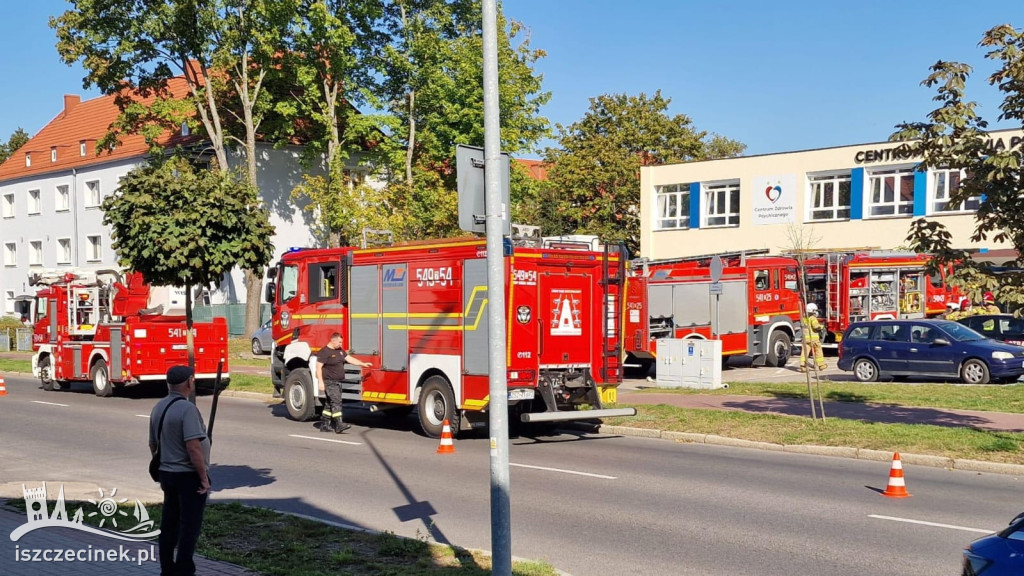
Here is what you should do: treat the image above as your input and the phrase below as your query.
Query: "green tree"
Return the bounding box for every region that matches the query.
[893,24,1024,309]
[380,0,550,237]
[543,91,745,255]
[52,0,293,337]
[102,156,275,388]
[0,128,30,166]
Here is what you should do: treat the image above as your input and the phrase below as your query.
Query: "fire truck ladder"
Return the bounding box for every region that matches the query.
[600,244,626,386]
[825,253,844,324]
[630,248,770,270]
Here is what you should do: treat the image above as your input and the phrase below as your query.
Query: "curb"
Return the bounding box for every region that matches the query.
[599,425,1024,476]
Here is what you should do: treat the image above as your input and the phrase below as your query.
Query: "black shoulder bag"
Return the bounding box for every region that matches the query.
[150,397,186,482]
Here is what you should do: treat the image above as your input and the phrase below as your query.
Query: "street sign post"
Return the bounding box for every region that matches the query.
[710,256,723,339]
[456,144,511,236]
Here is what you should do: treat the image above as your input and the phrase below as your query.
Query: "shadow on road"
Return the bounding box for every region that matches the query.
[208,464,276,490]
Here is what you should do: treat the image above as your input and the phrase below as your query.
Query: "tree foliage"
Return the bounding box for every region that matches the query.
[542,91,745,255]
[102,156,275,289]
[894,24,1024,309]
[0,128,30,166]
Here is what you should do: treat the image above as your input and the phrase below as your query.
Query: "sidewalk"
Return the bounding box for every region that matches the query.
[616,389,1024,433]
[0,504,250,575]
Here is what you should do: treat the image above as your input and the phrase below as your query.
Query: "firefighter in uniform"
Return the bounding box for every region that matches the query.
[316,332,371,434]
[799,303,827,373]
[947,298,972,320]
[981,292,1001,314]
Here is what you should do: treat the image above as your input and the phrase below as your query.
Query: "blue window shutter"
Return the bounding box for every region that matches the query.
[689,183,701,229]
[850,168,864,220]
[913,166,927,216]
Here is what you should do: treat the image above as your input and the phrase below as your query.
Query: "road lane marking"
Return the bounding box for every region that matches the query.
[510,462,616,480]
[136,415,150,418]
[31,401,69,407]
[289,434,362,446]
[869,514,993,534]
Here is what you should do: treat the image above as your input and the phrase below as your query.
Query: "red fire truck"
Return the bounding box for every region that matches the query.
[29,269,230,396]
[266,236,636,438]
[798,249,958,346]
[623,249,803,374]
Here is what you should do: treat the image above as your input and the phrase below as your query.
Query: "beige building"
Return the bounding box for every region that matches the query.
[639,129,1024,260]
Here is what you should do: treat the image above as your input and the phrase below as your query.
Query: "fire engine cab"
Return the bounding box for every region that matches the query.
[29,269,230,396]
[799,249,957,346]
[623,249,803,374]
[266,236,636,438]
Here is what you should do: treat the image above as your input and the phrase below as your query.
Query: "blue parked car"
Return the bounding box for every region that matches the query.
[962,512,1024,575]
[837,319,1024,384]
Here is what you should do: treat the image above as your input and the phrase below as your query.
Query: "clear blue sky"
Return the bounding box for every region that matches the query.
[2,1,1021,156]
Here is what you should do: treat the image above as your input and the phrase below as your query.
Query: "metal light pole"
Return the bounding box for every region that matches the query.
[481,1,512,574]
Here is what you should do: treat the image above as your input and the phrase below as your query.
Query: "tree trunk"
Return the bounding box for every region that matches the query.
[244,270,263,346]
[406,90,415,184]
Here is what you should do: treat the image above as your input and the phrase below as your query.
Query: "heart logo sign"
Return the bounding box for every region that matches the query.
[765,185,782,204]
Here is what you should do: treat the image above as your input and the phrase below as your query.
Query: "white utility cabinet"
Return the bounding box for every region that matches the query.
[655,338,725,389]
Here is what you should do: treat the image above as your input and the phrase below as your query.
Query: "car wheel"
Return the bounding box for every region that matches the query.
[417,375,458,439]
[960,359,990,384]
[766,331,792,367]
[251,338,263,355]
[853,358,879,382]
[91,359,113,397]
[284,368,315,421]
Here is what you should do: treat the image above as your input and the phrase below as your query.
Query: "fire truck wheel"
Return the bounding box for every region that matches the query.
[39,356,55,391]
[91,359,113,397]
[418,375,458,439]
[960,359,990,385]
[284,368,316,422]
[766,331,792,367]
[853,358,879,383]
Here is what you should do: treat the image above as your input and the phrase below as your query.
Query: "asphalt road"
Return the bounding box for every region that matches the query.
[1,373,1021,576]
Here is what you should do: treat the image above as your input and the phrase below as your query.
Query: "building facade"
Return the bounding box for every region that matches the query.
[0,89,363,318]
[639,129,1024,260]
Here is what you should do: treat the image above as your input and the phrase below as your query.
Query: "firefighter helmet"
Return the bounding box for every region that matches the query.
[806,302,819,315]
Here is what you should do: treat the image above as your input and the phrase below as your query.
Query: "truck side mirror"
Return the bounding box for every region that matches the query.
[265,282,276,304]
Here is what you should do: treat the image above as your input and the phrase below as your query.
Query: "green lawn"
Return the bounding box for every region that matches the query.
[2,500,558,576]
[629,380,1024,413]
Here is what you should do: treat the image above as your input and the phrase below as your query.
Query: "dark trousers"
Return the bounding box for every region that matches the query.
[159,471,208,576]
[322,380,345,422]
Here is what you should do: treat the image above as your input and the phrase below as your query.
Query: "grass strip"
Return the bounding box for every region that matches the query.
[3,499,558,576]
[606,404,1024,464]
[629,381,1024,413]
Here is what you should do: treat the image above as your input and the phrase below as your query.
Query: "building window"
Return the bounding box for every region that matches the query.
[1,193,12,218]
[703,181,740,227]
[56,185,70,212]
[25,153,31,167]
[932,168,980,213]
[655,183,691,229]
[867,167,915,217]
[85,180,101,207]
[28,189,41,215]
[3,243,15,267]
[29,241,43,266]
[86,235,102,262]
[807,173,851,221]
[57,238,72,265]
[80,141,87,156]
[4,291,13,314]
[51,147,57,163]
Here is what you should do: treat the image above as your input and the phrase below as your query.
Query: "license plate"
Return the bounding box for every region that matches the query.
[508,389,535,401]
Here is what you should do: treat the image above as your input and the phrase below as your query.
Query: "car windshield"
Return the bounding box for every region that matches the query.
[935,320,986,342]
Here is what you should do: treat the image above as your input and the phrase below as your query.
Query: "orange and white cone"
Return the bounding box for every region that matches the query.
[0,375,6,396]
[881,452,910,498]
[436,419,455,454]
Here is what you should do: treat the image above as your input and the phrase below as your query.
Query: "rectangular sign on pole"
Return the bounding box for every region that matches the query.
[456,144,511,236]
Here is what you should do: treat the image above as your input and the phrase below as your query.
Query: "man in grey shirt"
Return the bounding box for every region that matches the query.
[149,365,211,576]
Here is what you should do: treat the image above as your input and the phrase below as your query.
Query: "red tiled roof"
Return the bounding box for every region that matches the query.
[515,158,549,181]
[0,77,195,182]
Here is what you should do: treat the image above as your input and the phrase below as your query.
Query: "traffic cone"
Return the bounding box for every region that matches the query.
[881,452,911,498]
[0,376,6,396]
[436,419,455,454]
